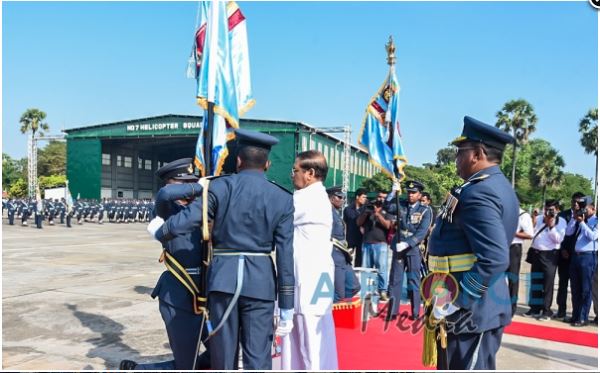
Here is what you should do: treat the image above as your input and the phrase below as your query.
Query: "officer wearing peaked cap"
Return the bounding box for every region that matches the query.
[120,158,210,370]
[327,186,361,302]
[424,116,518,370]
[386,179,432,321]
[147,129,295,370]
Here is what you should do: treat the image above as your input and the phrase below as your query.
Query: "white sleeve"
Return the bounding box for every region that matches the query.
[521,213,534,236]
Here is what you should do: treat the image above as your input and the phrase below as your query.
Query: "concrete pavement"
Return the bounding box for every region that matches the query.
[2,219,598,370]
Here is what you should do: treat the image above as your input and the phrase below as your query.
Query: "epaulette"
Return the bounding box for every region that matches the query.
[464,173,490,186]
[269,180,293,194]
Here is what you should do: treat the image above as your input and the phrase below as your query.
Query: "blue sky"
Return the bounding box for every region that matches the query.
[3,1,598,180]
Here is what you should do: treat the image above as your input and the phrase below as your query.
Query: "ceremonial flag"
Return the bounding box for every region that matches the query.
[65,181,74,212]
[358,67,407,181]
[191,1,255,176]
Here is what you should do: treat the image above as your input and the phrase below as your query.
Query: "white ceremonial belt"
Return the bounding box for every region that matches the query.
[213,249,270,256]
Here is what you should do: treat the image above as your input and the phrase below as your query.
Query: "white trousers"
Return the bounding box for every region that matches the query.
[281,312,338,370]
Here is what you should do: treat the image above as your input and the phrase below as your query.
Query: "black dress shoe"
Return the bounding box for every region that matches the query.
[571,320,589,327]
[119,359,138,370]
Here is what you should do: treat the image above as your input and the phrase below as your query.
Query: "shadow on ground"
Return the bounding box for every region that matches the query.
[501,341,598,369]
[66,303,171,369]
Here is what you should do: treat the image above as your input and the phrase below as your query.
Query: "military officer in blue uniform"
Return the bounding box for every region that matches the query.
[21,199,31,226]
[328,186,361,302]
[58,198,66,224]
[7,199,16,225]
[387,180,432,320]
[120,158,210,370]
[147,129,295,370]
[425,116,518,370]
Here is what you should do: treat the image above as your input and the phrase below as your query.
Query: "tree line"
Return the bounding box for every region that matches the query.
[3,109,66,198]
[361,99,597,210]
[4,101,597,208]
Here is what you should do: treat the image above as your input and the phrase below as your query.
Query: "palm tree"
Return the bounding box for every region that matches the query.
[19,109,49,196]
[530,147,565,206]
[19,108,49,138]
[578,108,598,200]
[495,99,538,187]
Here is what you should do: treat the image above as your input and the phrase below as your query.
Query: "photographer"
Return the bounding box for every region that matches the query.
[566,198,597,327]
[523,199,567,321]
[556,192,585,320]
[356,190,393,302]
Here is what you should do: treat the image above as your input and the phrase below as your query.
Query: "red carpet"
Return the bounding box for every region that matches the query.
[334,303,598,369]
[505,321,598,348]
[335,305,434,370]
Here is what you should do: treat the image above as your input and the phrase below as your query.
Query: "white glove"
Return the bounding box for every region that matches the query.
[396,242,410,252]
[392,180,401,193]
[275,319,294,337]
[147,216,164,238]
[433,300,460,320]
[276,308,294,336]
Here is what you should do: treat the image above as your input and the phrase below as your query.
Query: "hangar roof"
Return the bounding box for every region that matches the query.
[64,114,367,153]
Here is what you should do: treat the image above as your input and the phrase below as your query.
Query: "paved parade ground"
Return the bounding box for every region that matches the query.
[2,219,598,370]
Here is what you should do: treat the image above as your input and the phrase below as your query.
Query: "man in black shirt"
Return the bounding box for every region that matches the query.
[357,190,393,302]
[556,192,585,320]
[343,188,368,267]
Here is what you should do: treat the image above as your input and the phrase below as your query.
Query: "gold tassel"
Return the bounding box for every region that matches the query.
[422,299,438,367]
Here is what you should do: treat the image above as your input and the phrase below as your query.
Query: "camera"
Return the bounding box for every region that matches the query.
[575,197,588,218]
[364,199,383,213]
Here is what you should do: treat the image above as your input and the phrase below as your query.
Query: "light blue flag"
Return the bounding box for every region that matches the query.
[193,112,231,174]
[65,187,73,212]
[358,67,408,181]
[192,1,254,176]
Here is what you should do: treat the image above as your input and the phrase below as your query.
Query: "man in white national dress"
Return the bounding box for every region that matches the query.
[279,150,338,370]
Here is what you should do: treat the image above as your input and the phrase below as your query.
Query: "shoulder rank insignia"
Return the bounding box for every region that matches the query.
[440,173,489,223]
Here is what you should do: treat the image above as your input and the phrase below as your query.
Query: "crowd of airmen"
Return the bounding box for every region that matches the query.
[2,198,155,227]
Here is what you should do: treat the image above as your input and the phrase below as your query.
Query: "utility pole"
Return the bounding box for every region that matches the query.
[311,126,352,199]
[27,134,66,198]
[27,134,37,198]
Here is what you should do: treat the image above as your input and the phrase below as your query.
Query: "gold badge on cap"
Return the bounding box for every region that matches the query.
[187,164,194,174]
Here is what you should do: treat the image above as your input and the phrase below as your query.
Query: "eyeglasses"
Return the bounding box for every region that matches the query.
[291,168,306,176]
[454,146,476,155]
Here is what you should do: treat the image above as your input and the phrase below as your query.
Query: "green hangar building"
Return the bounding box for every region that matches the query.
[64,114,376,199]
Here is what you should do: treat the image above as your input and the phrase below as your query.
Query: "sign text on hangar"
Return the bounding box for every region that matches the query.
[126,121,202,132]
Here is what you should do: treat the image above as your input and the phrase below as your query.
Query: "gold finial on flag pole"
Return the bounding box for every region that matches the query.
[386,35,396,66]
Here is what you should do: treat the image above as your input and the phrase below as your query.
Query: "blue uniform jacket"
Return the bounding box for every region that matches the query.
[388,200,433,256]
[331,207,345,241]
[151,183,204,312]
[428,165,518,333]
[156,170,296,310]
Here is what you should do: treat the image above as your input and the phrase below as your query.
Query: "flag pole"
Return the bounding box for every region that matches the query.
[385,36,402,231]
[204,102,215,176]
